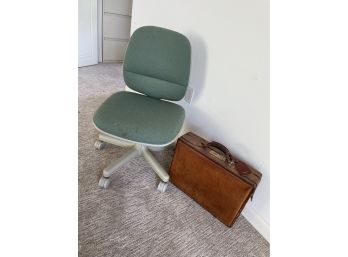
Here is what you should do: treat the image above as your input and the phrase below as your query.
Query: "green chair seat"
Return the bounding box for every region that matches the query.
[93,91,185,145]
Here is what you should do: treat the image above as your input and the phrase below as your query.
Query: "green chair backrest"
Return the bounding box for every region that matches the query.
[123,26,191,101]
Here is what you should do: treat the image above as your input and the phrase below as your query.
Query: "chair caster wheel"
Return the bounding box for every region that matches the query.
[98,177,111,188]
[157,181,168,192]
[95,140,106,150]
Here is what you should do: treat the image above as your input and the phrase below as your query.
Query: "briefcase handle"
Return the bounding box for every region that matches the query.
[203,141,251,176]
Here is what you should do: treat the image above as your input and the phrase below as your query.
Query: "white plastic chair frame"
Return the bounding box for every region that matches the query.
[94,126,177,192]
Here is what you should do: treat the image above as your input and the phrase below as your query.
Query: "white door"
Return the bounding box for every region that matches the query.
[78,0,98,67]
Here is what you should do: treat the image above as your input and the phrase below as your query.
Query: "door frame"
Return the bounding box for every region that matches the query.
[98,0,103,62]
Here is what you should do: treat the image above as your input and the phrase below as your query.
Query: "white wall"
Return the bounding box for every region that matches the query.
[130,0,269,241]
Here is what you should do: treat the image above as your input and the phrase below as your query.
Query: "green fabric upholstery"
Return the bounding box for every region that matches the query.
[124,26,191,101]
[94,26,191,145]
[93,91,185,145]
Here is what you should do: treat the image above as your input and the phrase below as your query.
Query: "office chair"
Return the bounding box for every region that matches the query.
[93,26,191,192]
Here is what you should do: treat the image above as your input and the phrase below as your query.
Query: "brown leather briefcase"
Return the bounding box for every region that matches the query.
[169,132,262,227]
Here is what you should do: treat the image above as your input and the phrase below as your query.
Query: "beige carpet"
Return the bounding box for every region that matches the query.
[78,63,270,257]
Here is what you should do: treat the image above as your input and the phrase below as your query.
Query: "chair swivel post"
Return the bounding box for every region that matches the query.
[102,145,141,178]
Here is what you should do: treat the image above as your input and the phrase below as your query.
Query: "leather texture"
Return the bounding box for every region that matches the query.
[93,91,185,145]
[124,26,191,101]
[169,132,262,227]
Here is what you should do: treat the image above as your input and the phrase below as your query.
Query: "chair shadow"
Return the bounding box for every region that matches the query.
[185,31,207,102]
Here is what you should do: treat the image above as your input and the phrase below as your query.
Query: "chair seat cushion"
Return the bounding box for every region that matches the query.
[93,91,185,145]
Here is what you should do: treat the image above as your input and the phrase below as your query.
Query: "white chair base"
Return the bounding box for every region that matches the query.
[95,134,170,192]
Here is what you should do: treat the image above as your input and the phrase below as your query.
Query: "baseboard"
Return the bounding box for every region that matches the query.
[242,206,270,242]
